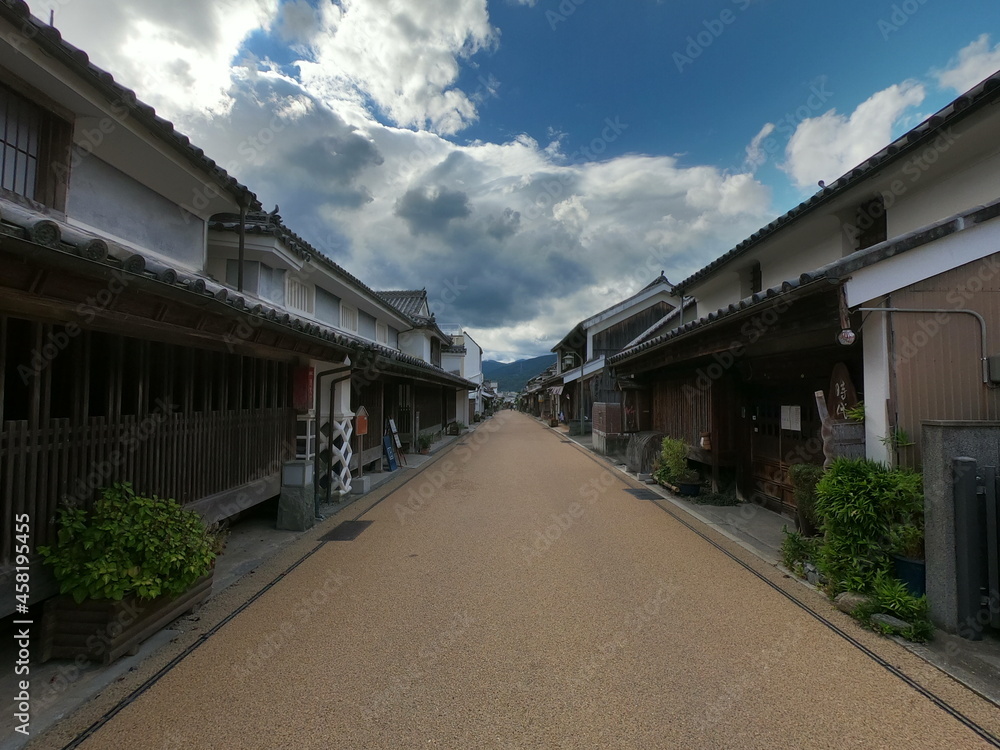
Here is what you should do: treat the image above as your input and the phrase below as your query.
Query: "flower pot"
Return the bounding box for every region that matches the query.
[892,554,926,597]
[40,570,214,665]
[676,481,701,497]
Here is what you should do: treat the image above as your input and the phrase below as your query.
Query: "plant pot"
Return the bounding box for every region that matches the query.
[892,554,926,597]
[676,481,701,497]
[40,570,214,665]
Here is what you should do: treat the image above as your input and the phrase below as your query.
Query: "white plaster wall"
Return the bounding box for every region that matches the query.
[68,155,205,270]
[398,330,431,362]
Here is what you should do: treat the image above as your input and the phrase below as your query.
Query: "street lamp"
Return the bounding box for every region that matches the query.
[562,351,585,438]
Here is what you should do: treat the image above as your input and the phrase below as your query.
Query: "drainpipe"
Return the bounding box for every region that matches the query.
[856,307,990,384]
[314,358,352,517]
[237,192,251,293]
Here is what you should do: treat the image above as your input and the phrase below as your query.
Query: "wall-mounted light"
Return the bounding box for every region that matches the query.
[837,328,857,346]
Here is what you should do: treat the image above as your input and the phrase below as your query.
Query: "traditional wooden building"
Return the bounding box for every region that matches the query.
[610,69,1000,514]
[551,274,675,445]
[0,1,475,615]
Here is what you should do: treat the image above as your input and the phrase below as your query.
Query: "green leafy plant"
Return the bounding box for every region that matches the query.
[416,433,433,451]
[781,526,821,575]
[657,437,693,484]
[879,427,915,450]
[888,522,924,560]
[38,482,216,603]
[813,458,923,596]
[788,463,824,536]
[854,572,933,642]
[844,401,865,422]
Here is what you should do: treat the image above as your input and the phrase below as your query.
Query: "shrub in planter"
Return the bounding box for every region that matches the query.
[416,433,433,453]
[813,458,922,596]
[38,483,219,665]
[39,482,216,603]
[656,437,689,485]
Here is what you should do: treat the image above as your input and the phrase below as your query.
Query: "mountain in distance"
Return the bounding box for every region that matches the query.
[482,355,555,393]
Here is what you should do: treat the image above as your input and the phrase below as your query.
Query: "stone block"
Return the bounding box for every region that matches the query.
[276,484,315,531]
[834,592,870,615]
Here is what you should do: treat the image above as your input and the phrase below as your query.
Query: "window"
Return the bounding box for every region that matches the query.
[0,82,69,209]
[287,276,313,313]
[376,322,388,345]
[341,304,358,333]
[855,197,887,251]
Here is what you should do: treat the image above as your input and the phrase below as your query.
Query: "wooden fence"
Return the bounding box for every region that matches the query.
[1,407,296,565]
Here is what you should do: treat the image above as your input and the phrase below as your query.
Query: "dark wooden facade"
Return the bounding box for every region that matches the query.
[615,287,862,512]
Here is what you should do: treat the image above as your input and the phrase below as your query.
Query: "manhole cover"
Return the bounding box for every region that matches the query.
[320,520,373,541]
[624,488,661,501]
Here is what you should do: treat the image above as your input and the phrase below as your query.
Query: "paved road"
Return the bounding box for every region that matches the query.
[58,412,1000,748]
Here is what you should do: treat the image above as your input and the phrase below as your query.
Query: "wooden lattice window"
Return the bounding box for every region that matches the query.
[0,82,70,209]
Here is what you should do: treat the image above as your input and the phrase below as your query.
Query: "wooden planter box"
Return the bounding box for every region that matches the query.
[40,571,214,665]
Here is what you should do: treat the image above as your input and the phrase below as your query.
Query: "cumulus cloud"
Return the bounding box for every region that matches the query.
[29,0,774,357]
[935,34,1000,94]
[35,0,278,119]
[780,81,925,190]
[295,0,498,134]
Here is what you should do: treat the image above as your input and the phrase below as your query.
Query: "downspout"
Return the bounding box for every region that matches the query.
[237,192,250,293]
[856,307,991,384]
[314,359,352,518]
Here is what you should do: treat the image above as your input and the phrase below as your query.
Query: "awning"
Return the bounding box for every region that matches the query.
[549,386,564,395]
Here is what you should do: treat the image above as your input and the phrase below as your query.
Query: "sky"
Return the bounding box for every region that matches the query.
[27,0,1000,361]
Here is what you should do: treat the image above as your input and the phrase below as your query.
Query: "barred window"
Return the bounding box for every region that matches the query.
[376,322,388,344]
[341,304,358,332]
[287,276,313,313]
[0,82,69,208]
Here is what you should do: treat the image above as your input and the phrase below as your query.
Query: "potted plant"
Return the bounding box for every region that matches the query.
[888,522,925,597]
[416,433,433,454]
[654,437,701,496]
[38,482,217,665]
[675,469,702,497]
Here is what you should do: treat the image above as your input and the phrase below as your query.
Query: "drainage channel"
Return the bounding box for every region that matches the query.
[551,432,1000,747]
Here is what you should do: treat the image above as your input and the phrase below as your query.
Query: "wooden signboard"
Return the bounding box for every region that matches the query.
[827,363,858,422]
[387,418,402,449]
[382,435,398,471]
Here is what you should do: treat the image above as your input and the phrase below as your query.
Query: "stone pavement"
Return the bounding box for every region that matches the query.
[31,411,1000,748]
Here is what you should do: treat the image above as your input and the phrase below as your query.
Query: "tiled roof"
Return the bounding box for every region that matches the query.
[377,290,429,319]
[609,198,1000,367]
[674,70,1000,293]
[0,198,478,391]
[0,0,257,210]
[208,209,410,325]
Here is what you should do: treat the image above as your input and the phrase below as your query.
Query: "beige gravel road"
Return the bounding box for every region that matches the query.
[51,412,1000,748]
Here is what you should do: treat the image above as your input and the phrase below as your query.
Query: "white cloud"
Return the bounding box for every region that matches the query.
[25,0,774,358]
[745,122,775,171]
[935,34,1000,94]
[33,0,278,119]
[295,0,498,135]
[780,81,925,191]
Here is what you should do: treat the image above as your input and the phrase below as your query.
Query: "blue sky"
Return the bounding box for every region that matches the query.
[33,0,1000,360]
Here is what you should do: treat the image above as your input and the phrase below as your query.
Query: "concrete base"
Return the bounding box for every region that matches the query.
[276,484,316,531]
[593,431,630,458]
[352,476,372,495]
